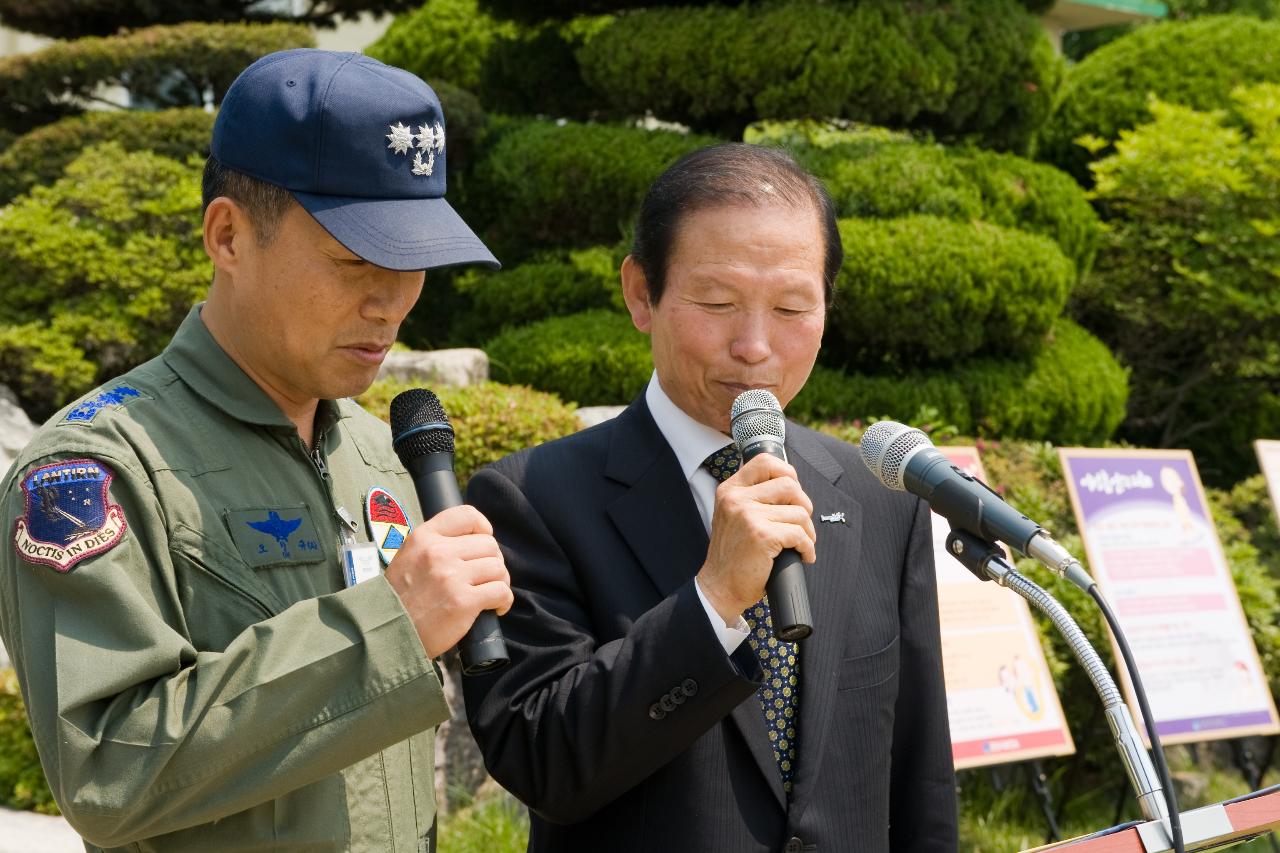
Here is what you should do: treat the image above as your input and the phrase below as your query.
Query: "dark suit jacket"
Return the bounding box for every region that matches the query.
[462,397,957,852]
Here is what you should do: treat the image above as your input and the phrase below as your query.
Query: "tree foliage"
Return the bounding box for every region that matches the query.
[1039,15,1280,182]
[0,143,208,418]
[1078,85,1280,480]
[829,216,1076,367]
[749,121,1099,275]
[0,0,416,40]
[0,108,215,205]
[0,21,313,136]
[577,0,1061,147]
[478,0,1058,23]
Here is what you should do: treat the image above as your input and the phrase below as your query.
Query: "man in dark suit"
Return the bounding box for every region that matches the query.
[462,143,957,852]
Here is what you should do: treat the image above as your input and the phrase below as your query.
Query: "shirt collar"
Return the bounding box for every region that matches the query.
[644,372,734,484]
[162,303,343,432]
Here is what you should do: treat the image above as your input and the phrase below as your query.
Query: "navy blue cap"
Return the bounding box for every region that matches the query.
[212,49,498,272]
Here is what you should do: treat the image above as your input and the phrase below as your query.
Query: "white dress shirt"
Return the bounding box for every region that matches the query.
[644,373,751,653]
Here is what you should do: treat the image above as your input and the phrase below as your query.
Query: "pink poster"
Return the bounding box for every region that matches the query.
[932,447,1074,768]
[1059,448,1279,744]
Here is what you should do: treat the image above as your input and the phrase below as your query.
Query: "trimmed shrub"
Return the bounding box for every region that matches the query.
[0,22,314,136]
[1077,87,1280,482]
[0,108,215,205]
[357,380,581,487]
[750,126,1099,275]
[484,310,651,407]
[1038,16,1280,181]
[828,216,1076,367]
[0,671,55,814]
[481,0,1058,21]
[460,120,718,260]
[0,143,207,419]
[577,0,1061,148]
[791,319,1128,446]
[368,0,598,119]
[451,245,625,343]
[0,0,416,40]
[369,0,514,95]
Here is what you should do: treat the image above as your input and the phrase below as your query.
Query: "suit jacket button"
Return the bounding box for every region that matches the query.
[648,703,666,720]
[670,688,686,705]
[659,694,677,712]
[681,678,698,696]
[784,838,804,853]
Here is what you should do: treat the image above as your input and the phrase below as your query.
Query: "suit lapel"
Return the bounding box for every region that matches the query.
[784,427,864,819]
[604,398,709,601]
[604,398,788,808]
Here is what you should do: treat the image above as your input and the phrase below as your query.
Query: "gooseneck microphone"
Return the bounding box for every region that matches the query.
[390,389,509,676]
[730,389,813,641]
[859,420,1093,591]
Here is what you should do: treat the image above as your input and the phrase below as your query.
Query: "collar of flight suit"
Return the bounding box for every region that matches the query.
[162,303,345,436]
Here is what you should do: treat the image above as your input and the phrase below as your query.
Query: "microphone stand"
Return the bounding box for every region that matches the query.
[945,528,1176,839]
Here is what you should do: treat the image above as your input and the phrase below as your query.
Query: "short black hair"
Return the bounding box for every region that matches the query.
[201,156,294,246]
[630,143,842,305]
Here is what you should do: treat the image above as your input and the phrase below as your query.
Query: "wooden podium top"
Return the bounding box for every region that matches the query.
[1024,787,1280,852]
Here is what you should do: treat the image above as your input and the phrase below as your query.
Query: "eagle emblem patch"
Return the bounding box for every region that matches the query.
[14,459,127,572]
[365,487,412,565]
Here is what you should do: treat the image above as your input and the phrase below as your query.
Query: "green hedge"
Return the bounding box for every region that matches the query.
[828,216,1076,367]
[791,319,1128,446]
[0,0,418,40]
[460,120,718,260]
[0,108,215,206]
[0,671,56,814]
[368,0,599,119]
[357,380,581,487]
[479,0,1058,20]
[485,310,651,407]
[1037,15,1280,181]
[0,22,314,136]
[450,245,625,343]
[0,143,207,419]
[748,125,1098,275]
[577,0,1061,147]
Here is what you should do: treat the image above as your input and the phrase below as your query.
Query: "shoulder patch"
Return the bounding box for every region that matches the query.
[13,459,128,572]
[61,385,143,425]
[366,487,412,566]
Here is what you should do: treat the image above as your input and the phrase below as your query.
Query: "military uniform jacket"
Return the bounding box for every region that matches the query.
[0,307,449,851]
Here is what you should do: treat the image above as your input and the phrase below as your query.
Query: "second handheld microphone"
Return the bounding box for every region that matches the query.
[730,389,814,641]
[391,388,510,676]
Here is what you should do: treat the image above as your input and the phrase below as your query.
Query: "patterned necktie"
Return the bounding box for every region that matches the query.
[702,444,801,796]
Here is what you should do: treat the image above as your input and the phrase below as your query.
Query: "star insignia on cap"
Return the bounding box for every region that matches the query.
[415,121,445,153]
[386,122,415,155]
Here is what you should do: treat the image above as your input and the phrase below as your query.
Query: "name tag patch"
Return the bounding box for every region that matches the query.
[365,486,412,566]
[13,459,128,572]
[226,505,324,567]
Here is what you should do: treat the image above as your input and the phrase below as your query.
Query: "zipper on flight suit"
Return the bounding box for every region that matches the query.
[308,433,358,547]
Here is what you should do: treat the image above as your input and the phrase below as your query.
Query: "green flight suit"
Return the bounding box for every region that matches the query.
[0,305,450,851]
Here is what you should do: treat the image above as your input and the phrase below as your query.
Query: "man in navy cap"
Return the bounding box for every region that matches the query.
[0,49,511,852]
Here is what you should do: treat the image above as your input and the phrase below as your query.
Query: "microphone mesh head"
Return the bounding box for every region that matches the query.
[859,420,931,491]
[390,388,455,460]
[730,389,785,447]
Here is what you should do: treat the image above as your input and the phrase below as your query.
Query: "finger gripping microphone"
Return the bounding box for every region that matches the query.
[858,421,1090,590]
[730,389,813,641]
[390,388,509,676]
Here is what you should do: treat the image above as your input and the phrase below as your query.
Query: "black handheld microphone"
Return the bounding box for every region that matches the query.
[390,388,509,676]
[730,389,813,641]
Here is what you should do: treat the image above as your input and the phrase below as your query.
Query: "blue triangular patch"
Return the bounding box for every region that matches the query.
[381,526,406,550]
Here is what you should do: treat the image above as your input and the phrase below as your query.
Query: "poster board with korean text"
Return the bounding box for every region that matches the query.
[1059,448,1279,745]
